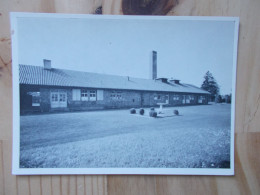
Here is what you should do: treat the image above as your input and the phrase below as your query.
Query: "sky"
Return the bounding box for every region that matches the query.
[17,15,237,95]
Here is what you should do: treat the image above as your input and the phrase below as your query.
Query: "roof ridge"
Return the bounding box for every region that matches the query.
[19,64,150,81]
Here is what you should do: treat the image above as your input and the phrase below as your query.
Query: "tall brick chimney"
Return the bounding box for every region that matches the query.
[150,51,157,80]
[43,59,51,70]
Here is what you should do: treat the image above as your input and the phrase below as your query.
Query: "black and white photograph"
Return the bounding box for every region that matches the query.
[11,13,239,175]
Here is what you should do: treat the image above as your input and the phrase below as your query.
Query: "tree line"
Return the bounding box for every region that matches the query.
[201,71,231,103]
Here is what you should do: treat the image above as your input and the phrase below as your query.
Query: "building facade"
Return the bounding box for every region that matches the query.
[19,60,210,114]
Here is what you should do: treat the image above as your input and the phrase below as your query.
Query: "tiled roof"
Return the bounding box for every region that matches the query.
[19,64,210,94]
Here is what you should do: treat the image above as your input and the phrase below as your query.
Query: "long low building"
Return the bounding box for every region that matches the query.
[19,52,210,114]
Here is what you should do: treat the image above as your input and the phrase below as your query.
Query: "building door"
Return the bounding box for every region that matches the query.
[186,95,190,104]
[51,92,67,108]
[198,95,204,104]
[141,93,144,106]
[182,95,186,104]
[165,95,169,104]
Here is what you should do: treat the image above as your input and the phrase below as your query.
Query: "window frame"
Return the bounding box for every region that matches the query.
[81,89,88,101]
[51,93,59,102]
[110,91,122,100]
[89,90,96,101]
[173,94,180,101]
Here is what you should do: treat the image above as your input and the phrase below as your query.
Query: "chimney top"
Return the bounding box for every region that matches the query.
[156,77,168,83]
[150,51,157,80]
[169,78,180,84]
[43,59,51,70]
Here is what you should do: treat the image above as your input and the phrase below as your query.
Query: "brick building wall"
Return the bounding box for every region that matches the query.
[20,85,209,114]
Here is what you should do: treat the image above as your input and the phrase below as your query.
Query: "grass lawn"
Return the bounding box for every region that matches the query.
[20,104,231,168]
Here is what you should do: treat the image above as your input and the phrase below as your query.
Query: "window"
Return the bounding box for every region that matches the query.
[186,95,191,103]
[198,95,205,103]
[173,95,179,101]
[110,91,116,99]
[190,95,195,100]
[51,93,58,102]
[81,89,88,101]
[50,92,67,108]
[59,93,66,102]
[199,95,205,100]
[74,89,97,101]
[116,91,122,100]
[110,91,122,100]
[89,90,96,101]
[154,94,162,100]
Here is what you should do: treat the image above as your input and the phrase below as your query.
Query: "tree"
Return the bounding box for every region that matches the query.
[224,94,232,103]
[215,95,223,103]
[201,71,219,102]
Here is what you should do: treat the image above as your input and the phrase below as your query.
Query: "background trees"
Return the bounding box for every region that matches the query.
[201,71,219,102]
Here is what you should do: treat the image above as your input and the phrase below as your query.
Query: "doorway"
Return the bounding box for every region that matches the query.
[50,92,67,108]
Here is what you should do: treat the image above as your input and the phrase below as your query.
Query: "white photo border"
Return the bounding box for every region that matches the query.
[11,12,239,175]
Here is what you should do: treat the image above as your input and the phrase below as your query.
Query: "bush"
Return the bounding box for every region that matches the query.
[173,110,179,115]
[149,111,157,117]
[150,107,155,111]
[130,108,136,114]
[139,108,145,115]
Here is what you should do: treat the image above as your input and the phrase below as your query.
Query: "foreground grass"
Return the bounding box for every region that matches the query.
[20,104,231,168]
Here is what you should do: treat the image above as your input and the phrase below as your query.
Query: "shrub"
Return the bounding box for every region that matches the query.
[149,111,157,117]
[139,108,145,115]
[130,108,136,114]
[150,107,155,111]
[173,110,179,115]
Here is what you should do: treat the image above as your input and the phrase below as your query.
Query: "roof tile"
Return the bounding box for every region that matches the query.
[19,65,210,94]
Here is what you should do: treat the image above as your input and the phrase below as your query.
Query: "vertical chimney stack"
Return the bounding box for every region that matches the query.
[150,51,157,80]
[43,59,51,70]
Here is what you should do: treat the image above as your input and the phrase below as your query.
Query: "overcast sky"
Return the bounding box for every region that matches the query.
[17,15,237,95]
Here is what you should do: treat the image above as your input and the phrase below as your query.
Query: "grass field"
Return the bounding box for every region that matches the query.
[20,104,231,168]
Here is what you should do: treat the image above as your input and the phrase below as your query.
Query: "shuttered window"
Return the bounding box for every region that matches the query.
[72,89,81,101]
[97,90,104,100]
